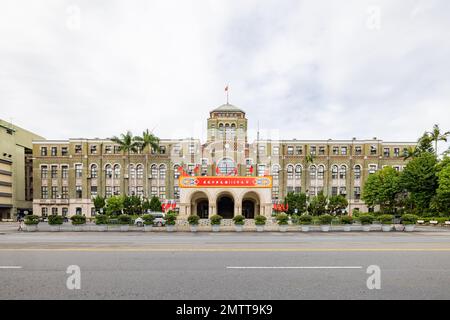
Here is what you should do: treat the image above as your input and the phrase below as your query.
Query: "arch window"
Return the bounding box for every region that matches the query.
[129,164,135,179]
[272,165,280,180]
[136,164,143,179]
[151,164,158,178]
[90,164,98,178]
[218,158,236,175]
[354,165,361,180]
[332,165,338,179]
[317,165,325,180]
[340,165,347,179]
[105,164,112,179]
[113,164,121,179]
[159,164,166,180]
[310,165,317,180]
[295,165,302,179]
[287,165,294,180]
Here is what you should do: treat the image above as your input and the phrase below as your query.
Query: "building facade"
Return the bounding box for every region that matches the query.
[32,104,415,218]
[0,119,44,221]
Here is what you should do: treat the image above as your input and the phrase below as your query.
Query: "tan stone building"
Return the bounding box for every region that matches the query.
[32,103,415,218]
[0,119,44,221]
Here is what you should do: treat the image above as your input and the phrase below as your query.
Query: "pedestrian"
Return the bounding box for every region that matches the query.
[18,217,24,231]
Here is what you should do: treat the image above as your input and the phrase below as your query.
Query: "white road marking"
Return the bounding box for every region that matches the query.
[0,266,23,269]
[226,266,363,269]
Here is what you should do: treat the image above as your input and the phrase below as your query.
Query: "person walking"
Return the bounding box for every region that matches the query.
[17,217,24,231]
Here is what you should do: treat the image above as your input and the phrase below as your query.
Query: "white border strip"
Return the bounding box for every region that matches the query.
[226,266,362,269]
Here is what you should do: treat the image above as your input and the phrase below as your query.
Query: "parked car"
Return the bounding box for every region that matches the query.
[134,212,166,227]
[134,217,144,227]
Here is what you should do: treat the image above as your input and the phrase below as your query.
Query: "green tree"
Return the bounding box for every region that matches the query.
[427,124,450,156]
[432,161,450,213]
[416,132,434,154]
[110,131,139,195]
[105,195,124,215]
[149,196,162,212]
[93,195,106,213]
[123,195,142,215]
[400,152,438,213]
[328,195,349,215]
[308,191,327,215]
[284,192,307,215]
[362,166,402,213]
[403,146,418,160]
[134,129,160,192]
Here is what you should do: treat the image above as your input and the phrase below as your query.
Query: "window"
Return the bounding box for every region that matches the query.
[159,146,166,154]
[294,186,301,194]
[309,165,316,180]
[61,147,68,156]
[113,164,120,179]
[90,185,98,197]
[51,186,58,199]
[218,158,236,175]
[91,207,96,216]
[61,165,68,179]
[331,186,338,196]
[332,165,338,179]
[393,166,400,172]
[51,165,57,179]
[318,165,324,180]
[174,165,180,179]
[384,148,390,157]
[370,145,377,155]
[41,207,48,217]
[310,146,316,155]
[295,165,302,179]
[75,145,82,154]
[41,166,48,179]
[90,145,97,154]
[41,147,47,156]
[159,164,166,179]
[105,186,112,198]
[355,146,362,155]
[90,164,98,178]
[136,165,143,179]
[340,165,347,179]
[173,186,180,200]
[173,144,181,156]
[273,146,280,155]
[354,165,361,180]
[62,208,68,217]
[41,186,48,199]
[136,186,144,197]
[76,207,82,215]
[151,165,158,178]
[341,147,347,155]
[105,165,112,179]
[287,186,294,194]
[114,146,121,154]
[369,164,377,174]
[394,148,400,157]
[257,164,266,177]
[339,187,347,195]
[113,186,120,196]
[151,186,158,197]
[51,147,57,156]
[287,146,294,155]
[159,186,166,199]
[287,165,294,180]
[76,186,82,199]
[309,187,316,196]
[272,165,280,180]
[319,146,325,155]
[61,186,68,199]
[189,143,195,154]
[75,164,82,178]
[104,145,111,154]
[332,146,339,155]
[272,186,279,200]
[295,146,303,155]
[354,187,361,200]
[258,145,266,155]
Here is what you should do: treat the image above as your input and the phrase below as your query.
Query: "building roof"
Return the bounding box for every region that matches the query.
[211,103,245,114]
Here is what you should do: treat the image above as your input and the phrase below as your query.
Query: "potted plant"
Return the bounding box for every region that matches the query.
[210,214,222,232]
[48,215,63,232]
[298,214,313,232]
[70,215,86,231]
[187,214,200,232]
[276,213,289,232]
[232,215,245,232]
[118,214,131,232]
[318,214,333,232]
[359,214,374,232]
[95,214,108,231]
[24,215,39,232]
[340,215,353,232]
[142,214,155,232]
[254,215,266,232]
[165,211,177,232]
[379,214,393,232]
[401,214,418,232]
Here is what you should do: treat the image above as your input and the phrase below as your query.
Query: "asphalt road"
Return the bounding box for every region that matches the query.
[1,227,450,300]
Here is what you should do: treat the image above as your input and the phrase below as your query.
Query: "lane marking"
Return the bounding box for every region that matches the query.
[1,248,450,252]
[227,266,363,269]
[0,266,22,269]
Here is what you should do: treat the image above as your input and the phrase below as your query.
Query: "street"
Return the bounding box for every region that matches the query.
[1,225,450,299]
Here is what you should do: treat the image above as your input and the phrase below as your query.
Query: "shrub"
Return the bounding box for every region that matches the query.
[232,215,245,225]
[70,215,86,225]
[340,215,353,225]
[187,215,200,225]
[254,215,267,225]
[318,214,333,225]
[118,214,132,225]
[401,214,418,225]
[95,215,109,225]
[142,214,155,225]
[276,213,289,225]
[48,215,63,225]
[358,214,374,225]
[210,214,223,225]
[378,214,393,225]
[165,212,178,225]
[290,214,300,224]
[298,214,313,225]
[24,215,39,225]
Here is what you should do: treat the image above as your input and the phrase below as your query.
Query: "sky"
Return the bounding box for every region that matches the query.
[1,0,450,152]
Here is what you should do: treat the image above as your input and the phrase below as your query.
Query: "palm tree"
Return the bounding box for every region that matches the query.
[134,129,160,198]
[427,124,450,156]
[403,146,418,160]
[110,131,139,195]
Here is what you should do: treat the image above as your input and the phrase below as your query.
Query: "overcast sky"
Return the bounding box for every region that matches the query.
[1,0,450,152]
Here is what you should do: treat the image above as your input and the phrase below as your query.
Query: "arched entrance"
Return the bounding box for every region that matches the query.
[217,194,234,218]
[242,191,260,219]
[190,191,209,219]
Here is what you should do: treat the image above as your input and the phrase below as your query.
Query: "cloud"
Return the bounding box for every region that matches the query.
[0,0,449,153]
